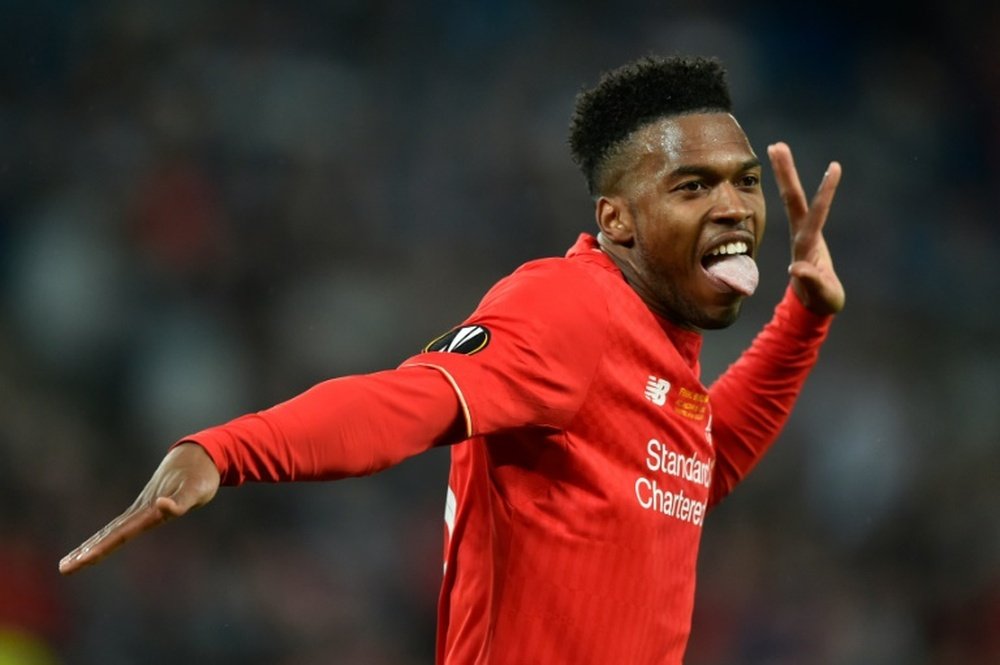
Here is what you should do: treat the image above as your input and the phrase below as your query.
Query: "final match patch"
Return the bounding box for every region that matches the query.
[423,325,490,355]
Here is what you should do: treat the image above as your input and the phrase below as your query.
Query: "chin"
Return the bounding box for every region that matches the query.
[695,301,744,330]
[658,287,745,331]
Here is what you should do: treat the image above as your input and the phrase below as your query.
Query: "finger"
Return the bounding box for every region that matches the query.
[791,161,841,261]
[789,260,846,315]
[60,502,140,566]
[59,503,170,575]
[807,161,842,234]
[768,142,808,221]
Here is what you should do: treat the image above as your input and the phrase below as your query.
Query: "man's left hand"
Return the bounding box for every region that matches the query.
[767,142,845,315]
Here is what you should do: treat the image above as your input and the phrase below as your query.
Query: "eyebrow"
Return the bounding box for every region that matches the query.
[669,157,762,179]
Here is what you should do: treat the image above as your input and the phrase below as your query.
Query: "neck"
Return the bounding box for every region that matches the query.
[595,232,696,331]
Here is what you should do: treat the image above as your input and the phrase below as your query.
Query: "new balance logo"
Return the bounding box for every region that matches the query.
[644,376,670,406]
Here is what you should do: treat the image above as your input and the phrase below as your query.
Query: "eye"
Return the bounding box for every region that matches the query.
[736,173,761,188]
[676,180,707,192]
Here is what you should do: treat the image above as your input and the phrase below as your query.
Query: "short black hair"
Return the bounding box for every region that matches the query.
[568,55,732,195]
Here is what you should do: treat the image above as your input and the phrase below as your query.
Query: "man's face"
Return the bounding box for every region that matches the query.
[614,112,766,330]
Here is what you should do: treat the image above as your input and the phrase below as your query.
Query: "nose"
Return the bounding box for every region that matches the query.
[708,182,752,225]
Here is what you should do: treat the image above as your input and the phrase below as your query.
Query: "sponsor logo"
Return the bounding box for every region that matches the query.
[423,325,491,355]
[634,438,712,527]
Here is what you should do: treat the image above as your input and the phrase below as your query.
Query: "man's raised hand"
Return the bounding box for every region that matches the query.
[59,442,220,575]
[767,142,845,315]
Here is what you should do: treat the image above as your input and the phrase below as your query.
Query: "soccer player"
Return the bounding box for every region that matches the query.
[60,55,844,664]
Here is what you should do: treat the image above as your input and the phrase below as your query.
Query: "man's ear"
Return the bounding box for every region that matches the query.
[596,196,635,246]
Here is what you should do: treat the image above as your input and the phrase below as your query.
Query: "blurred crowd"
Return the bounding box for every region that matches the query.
[1,1,998,663]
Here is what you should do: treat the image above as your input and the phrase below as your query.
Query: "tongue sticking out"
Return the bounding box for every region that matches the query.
[706,254,759,296]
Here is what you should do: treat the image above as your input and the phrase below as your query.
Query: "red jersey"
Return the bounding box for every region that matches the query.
[184,234,832,664]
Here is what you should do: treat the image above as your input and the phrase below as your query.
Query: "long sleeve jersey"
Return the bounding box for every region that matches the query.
[183,234,833,664]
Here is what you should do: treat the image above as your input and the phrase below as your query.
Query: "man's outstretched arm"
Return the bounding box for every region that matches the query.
[60,365,465,575]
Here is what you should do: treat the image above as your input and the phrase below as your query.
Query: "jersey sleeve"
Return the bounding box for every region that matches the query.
[707,286,834,506]
[178,365,465,486]
[400,259,610,438]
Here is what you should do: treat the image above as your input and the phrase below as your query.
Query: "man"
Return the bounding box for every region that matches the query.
[60,55,844,664]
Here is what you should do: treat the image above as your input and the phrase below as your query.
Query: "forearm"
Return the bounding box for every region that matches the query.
[177,365,465,485]
[708,286,833,505]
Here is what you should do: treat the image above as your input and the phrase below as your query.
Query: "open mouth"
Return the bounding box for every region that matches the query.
[702,241,751,267]
[700,240,759,296]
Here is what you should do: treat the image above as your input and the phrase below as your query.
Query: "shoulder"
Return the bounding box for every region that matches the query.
[461,254,613,346]
[482,253,613,309]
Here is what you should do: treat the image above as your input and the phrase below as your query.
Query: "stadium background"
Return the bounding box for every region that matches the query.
[1,1,998,663]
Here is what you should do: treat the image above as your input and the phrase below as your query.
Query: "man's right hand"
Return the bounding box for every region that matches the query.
[59,442,220,575]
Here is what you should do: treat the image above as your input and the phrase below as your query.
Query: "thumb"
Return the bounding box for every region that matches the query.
[154,495,192,519]
[154,480,212,518]
[788,260,821,284]
[789,261,845,315]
